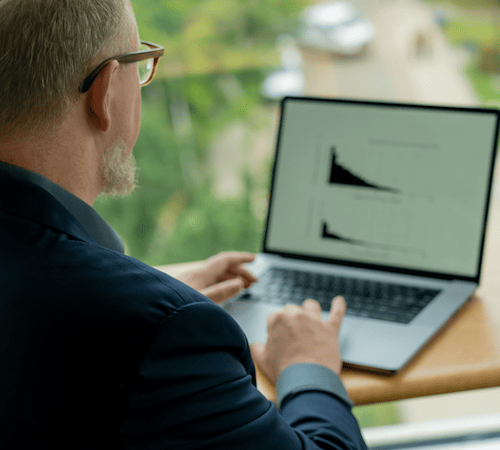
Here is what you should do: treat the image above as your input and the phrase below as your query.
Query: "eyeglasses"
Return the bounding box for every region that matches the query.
[80,41,164,93]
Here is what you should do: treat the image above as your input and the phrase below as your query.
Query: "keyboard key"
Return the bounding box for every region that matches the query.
[242,267,441,324]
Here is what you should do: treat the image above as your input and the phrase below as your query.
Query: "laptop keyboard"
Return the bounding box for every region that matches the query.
[242,267,441,324]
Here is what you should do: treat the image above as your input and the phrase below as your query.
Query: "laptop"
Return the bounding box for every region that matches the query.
[224,96,500,373]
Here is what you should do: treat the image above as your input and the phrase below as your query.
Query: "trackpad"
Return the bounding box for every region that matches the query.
[224,301,281,343]
[337,316,367,360]
[224,300,366,357]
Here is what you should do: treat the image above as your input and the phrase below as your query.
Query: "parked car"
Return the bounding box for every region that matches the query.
[261,69,306,100]
[297,1,375,56]
[261,35,306,101]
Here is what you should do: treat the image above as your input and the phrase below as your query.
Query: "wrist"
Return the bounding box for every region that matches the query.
[276,363,353,409]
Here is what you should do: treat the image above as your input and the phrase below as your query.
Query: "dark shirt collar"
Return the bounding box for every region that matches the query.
[0,161,125,253]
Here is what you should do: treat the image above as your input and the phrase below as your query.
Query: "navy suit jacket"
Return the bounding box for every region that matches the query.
[0,171,367,449]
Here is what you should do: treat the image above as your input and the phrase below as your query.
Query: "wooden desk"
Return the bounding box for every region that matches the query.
[157,175,500,406]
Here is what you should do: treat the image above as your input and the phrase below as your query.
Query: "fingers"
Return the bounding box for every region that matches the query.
[284,297,345,328]
[199,277,245,304]
[250,342,266,365]
[236,265,258,284]
[208,252,256,271]
[302,298,322,315]
[207,252,258,287]
[221,264,258,287]
[275,298,341,319]
[181,252,257,302]
[258,296,346,382]
[250,342,276,384]
[327,296,346,328]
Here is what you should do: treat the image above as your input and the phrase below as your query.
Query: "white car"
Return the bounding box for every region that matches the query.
[261,35,306,100]
[261,69,306,100]
[297,1,375,56]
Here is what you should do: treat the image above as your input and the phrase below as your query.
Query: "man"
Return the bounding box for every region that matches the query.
[0,1,368,449]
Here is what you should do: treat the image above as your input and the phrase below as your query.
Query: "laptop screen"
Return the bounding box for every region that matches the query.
[264,97,499,280]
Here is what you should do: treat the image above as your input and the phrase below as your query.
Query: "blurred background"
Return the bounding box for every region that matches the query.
[95,0,500,430]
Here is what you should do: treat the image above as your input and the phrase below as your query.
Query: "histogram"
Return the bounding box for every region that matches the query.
[328,146,400,193]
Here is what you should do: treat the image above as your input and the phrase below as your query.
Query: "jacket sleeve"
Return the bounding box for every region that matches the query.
[120,301,367,450]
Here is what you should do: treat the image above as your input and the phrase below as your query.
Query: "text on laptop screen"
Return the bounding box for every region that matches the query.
[265,98,498,278]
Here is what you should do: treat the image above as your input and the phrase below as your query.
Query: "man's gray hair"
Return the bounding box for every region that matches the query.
[0,0,132,137]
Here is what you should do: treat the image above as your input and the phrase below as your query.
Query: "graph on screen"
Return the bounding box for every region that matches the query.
[312,139,441,262]
[328,146,400,193]
[323,141,440,202]
[266,99,497,275]
[321,220,425,257]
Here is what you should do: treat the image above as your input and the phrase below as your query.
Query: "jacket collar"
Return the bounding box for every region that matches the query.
[0,164,124,253]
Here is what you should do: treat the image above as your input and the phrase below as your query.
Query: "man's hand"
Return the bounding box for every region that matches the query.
[252,296,346,383]
[178,252,258,304]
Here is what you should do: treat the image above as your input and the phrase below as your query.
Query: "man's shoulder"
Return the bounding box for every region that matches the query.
[2,214,208,328]
[0,181,209,325]
[49,239,208,317]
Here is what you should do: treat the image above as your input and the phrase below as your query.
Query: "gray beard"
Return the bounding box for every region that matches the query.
[100,138,137,197]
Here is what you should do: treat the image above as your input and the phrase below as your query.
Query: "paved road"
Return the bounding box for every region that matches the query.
[302,0,478,105]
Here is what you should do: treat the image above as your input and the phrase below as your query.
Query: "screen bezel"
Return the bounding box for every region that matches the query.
[262,96,500,283]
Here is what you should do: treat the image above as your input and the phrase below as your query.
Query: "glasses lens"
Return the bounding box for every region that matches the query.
[138,58,154,84]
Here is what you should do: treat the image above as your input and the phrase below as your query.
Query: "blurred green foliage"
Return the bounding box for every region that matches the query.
[465,65,500,105]
[94,71,271,264]
[94,0,306,264]
[132,0,308,75]
[424,0,500,7]
[424,0,500,106]
[354,402,401,428]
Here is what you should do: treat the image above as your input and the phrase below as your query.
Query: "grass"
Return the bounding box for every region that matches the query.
[421,1,500,107]
[424,0,500,8]
[465,66,500,105]
[353,402,402,428]
[444,18,498,47]
[437,12,500,106]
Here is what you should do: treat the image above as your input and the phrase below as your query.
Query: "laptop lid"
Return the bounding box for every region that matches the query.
[263,97,500,283]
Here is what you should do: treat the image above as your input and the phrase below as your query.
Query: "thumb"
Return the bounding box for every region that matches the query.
[250,342,271,376]
[251,342,265,364]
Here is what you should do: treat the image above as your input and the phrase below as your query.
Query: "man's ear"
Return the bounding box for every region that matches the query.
[85,60,120,132]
